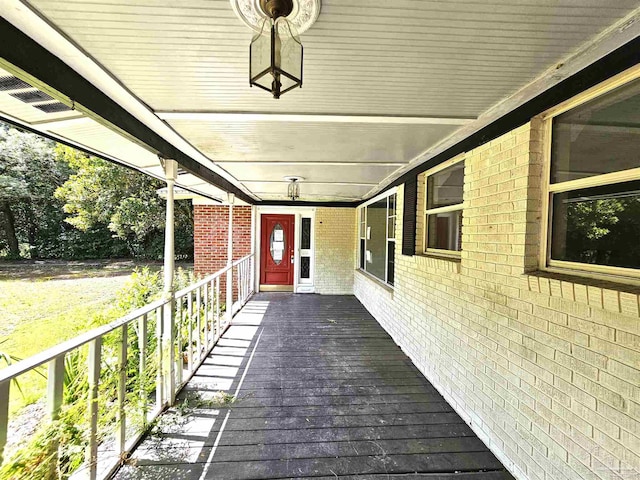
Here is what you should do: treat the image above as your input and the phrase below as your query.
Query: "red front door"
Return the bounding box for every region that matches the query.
[260,214,295,285]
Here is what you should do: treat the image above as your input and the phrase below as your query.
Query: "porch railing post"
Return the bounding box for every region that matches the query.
[0,380,9,465]
[226,193,234,323]
[162,158,177,406]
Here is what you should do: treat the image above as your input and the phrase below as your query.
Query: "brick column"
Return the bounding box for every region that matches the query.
[193,205,252,299]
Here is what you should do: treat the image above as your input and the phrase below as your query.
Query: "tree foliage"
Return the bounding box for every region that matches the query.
[0,124,193,260]
[564,196,640,268]
[0,126,72,258]
[55,146,193,258]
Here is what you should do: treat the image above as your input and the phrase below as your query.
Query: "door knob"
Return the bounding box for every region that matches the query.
[291,254,294,264]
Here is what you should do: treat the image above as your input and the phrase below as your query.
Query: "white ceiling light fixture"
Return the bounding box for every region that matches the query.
[231,0,321,99]
[284,176,304,200]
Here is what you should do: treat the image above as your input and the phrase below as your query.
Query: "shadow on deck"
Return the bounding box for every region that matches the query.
[113,293,514,480]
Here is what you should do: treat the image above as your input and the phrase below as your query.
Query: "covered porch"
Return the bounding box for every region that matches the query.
[1,1,640,479]
[114,293,513,480]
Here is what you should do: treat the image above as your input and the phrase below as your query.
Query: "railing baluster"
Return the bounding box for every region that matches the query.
[87,338,102,480]
[176,296,183,389]
[196,286,202,364]
[47,355,65,420]
[0,253,255,480]
[45,354,65,476]
[203,281,209,351]
[138,313,148,425]
[117,325,127,454]
[215,277,221,342]
[236,264,240,309]
[209,280,215,347]
[0,380,9,465]
[156,306,164,409]
[187,291,193,373]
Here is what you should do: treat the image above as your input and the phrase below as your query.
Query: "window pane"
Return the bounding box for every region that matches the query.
[427,161,465,209]
[300,256,310,279]
[359,239,366,269]
[427,210,462,251]
[550,181,640,269]
[301,217,311,250]
[269,223,285,264]
[551,78,640,184]
[388,194,396,216]
[387,216,395,239]
[387,241,395,286]
[365,199,387,281]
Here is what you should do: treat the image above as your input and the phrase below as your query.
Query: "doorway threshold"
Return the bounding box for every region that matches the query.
[260,284,294,292]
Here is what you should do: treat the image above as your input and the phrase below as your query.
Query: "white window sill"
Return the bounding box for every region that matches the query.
[356,268,394,295]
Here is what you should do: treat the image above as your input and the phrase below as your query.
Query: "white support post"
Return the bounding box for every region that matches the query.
[162,158,177,406]
[226,194,235,323]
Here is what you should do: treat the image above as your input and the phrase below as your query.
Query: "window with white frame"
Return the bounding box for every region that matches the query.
[358,192,396,286]
[542,72,640,278]
[424,159,465,255]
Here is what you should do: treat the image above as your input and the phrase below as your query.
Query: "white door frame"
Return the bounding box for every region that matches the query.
[255,206,316,293]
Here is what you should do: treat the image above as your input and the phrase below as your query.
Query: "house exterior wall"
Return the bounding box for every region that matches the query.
[355,121,640,480]
[193,205,252,298]
[314,207,356,295]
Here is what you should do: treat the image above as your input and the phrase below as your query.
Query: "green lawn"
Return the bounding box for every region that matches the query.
[0,262,161,413]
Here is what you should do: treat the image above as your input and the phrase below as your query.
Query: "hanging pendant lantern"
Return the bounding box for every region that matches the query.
[285,176,303,200]
[250,0,303,99]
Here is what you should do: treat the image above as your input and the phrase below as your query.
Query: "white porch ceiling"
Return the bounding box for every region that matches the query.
[3,0,640,202]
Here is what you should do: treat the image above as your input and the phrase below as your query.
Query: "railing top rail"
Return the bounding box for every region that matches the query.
[0,252,255,384]
[0,297,168,383]
[174,253,254,297]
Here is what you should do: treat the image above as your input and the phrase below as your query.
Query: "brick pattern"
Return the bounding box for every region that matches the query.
[314,207,356,295]
[194,205,252,297]
[355,122,640,480]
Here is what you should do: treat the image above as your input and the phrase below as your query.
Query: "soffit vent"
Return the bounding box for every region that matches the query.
[0,76,31,91]
[10,90,54,103]
[34,102,72,113]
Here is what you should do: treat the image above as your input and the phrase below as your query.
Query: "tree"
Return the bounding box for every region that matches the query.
[55,147,193,259]
[0,125,69,258]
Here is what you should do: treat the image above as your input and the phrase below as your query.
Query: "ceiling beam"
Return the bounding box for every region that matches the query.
[241,180,378,186]
[157,111,475,125]
[217,161,406,167]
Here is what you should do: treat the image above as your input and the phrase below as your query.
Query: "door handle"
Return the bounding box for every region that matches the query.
[291,253,295,264]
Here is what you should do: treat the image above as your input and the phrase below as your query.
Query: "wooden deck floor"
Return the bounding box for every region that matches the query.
[114,293,515,480]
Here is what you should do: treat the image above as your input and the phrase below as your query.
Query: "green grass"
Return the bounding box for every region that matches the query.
[0,273,131,413]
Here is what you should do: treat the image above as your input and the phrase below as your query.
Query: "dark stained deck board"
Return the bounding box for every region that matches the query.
[113,293,514,480]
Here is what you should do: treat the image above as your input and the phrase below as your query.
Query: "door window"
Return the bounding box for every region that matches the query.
[270,223,285,264]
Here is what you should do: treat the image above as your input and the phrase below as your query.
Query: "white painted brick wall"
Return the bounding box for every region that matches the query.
[355,121,640,480]
[314,207,356,295]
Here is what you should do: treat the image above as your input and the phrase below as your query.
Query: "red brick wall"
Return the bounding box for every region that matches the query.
[194,205,252,297]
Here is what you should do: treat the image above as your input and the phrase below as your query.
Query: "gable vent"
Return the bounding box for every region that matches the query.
[0,76,31,91]
[10,90,54,103]
[34,102,72,113]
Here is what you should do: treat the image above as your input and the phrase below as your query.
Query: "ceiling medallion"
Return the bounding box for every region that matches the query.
[230,0,321,35]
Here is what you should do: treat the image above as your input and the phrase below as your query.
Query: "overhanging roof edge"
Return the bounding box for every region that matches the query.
[0,18,255,205]
[357,34,640,205]
[0,111,225,204]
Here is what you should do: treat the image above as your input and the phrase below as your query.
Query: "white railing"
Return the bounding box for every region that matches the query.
[0,253,254,480]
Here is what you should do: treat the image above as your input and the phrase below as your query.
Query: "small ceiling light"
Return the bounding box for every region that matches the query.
[250,0,302,99]
[284,176,303,200]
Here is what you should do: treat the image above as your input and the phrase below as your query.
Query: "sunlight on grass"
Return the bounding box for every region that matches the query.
[0,272,132,414]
